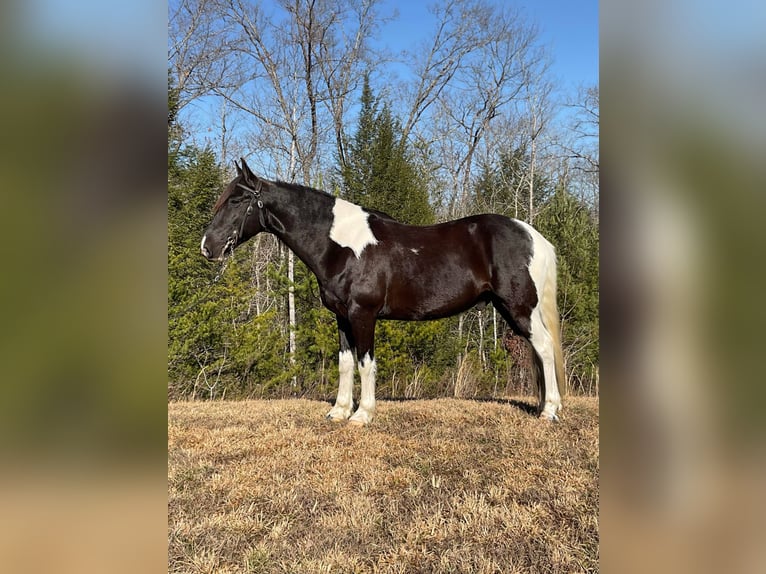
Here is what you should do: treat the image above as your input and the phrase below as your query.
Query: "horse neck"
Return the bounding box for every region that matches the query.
[265,184,334,279]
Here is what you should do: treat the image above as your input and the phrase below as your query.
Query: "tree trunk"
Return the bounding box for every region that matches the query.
[288,251,297,387]
[528,124,537,223]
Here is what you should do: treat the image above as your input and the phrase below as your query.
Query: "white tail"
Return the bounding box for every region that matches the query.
[517,220,565,418]
[541,249,566,397]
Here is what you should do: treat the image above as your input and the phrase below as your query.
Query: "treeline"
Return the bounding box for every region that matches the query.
[168,0,598,401]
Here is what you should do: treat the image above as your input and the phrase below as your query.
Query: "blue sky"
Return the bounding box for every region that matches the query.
[168,0,599,147]
[517,0,599,90]
[28,0,597,97]
[378,0,598,93]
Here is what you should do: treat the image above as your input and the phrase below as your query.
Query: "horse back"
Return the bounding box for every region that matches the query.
[350,214,534,320]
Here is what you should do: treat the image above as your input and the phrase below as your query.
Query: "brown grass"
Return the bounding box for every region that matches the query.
[168,397,598,573]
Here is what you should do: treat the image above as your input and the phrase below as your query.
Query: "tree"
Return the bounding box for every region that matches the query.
[561,85,599,214]
[400,0,544,220]
[340,81,451,394]
[534,187,600,394]
[342,75,433,224]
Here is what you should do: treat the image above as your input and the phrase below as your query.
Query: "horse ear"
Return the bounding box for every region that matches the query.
[234,159,242,175]
[240,157,256,182]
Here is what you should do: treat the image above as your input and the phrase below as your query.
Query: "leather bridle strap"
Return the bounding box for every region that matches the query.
[236,181,266,236]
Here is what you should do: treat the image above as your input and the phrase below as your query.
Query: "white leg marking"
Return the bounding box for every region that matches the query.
[530,307,561,420]
[327,350,355,421]
[329,198,378,258]
[349,353,376,426]
[200,235,207,256]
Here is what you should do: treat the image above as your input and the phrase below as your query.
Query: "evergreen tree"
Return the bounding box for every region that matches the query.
[534,186,600,394]
[168,75,290,398]
[342,75,434,224]
[339,78,451,395]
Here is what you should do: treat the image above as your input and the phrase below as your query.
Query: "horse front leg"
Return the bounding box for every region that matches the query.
[326,316,355,422]
[348,309,377,427]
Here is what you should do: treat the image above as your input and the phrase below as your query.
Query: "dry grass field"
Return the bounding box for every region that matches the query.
[168,397,598,573]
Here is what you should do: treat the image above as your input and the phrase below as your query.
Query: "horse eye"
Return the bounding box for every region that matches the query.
[229,197,242,205]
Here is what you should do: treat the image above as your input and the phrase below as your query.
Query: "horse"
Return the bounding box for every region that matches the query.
[200,158,565,425]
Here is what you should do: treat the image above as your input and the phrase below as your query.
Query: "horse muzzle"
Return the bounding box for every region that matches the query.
[200,233,237,261]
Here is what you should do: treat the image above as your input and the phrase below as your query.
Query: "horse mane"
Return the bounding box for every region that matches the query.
[275,180,398,221]
[213,176,399,222]
[275,180,332,198]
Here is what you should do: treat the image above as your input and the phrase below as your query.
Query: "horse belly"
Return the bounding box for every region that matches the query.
[382,272,484,321]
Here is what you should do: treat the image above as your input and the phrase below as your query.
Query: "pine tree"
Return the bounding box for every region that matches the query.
[342,76,434,225]
[534,186,600,394]
[339,79,449,396]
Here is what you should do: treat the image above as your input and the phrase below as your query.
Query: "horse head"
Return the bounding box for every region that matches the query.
[200,158,269,261]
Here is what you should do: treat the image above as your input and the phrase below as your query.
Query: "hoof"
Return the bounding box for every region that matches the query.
[348,408,374,427]
[326,406,352,422]
[539,402,561,422]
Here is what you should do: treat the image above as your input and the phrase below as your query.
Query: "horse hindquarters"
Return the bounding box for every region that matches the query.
[492,220,564,419]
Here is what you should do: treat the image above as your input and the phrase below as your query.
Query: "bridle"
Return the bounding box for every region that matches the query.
[236,180,266,235]
[222,180,266,255]
[179,179,270,318]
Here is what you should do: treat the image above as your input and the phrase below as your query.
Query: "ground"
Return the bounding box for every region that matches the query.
[168,396,599,573]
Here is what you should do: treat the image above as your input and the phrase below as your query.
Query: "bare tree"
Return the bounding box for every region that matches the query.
[560,85,599,213]
[169,0,234,112]
[399,0,486,144]
[564,85,599,174]
[518,61,555,223]
[401,1,544,219]
[172,0,382,383]
[448,8,541,215]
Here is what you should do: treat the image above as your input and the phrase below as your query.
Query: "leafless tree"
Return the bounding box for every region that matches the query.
[401,1,545,219]
[169,0,234,112]
[560,85,599,212]
[171,0,384,379]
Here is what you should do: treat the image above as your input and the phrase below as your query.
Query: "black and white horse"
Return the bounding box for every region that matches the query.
[201,159,564,425]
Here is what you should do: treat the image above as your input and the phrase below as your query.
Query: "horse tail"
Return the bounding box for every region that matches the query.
[541,248,566,397]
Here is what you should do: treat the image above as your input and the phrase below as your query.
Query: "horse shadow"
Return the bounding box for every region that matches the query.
[310,389,538,417]
[369,395,539,417]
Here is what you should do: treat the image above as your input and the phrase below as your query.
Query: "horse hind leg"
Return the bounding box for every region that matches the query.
[529,306,562,421]
[492,292,561,421]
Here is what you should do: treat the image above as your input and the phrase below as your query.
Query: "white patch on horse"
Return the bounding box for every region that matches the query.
[410,248,420,254]
[200,234,207,256]
[329,198,378,258]
[349,352,377,425]
[327,350,355,421]
[516,219,562,419]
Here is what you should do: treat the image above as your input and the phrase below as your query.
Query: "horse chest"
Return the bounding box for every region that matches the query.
[318,263,384,315]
